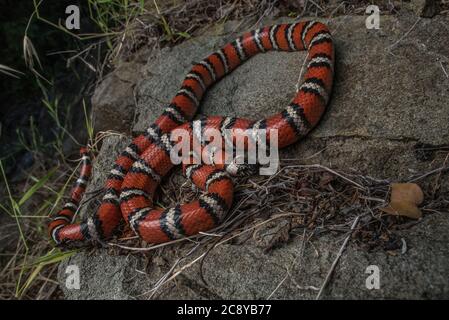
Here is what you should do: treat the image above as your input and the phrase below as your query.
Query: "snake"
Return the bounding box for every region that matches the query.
[48,20,334,246]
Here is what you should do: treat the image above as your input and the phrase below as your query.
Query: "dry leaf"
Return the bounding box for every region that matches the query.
[380,183,424,219]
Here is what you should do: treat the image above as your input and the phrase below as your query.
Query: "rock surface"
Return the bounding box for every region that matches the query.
[59,14,449,299]
[91,49,150,134]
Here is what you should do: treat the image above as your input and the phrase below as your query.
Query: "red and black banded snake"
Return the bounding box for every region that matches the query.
[49,21,334,246]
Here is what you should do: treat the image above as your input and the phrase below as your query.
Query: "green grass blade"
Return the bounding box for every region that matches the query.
[17,249,77,298]
[18,167,57,207]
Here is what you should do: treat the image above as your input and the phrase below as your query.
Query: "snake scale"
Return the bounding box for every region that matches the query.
[49,21,334,246]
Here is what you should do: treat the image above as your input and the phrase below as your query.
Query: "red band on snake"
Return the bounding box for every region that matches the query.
[49,21,334,245]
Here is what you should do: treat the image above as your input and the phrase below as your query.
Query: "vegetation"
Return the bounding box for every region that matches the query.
[0,0,142,299]
[1,0,448,300]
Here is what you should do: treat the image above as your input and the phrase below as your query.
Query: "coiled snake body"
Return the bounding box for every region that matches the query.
[49,21,334,246]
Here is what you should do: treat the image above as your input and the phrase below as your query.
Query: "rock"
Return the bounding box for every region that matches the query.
[60,213,449,299]
[135,14,449,179]
[59,251,147,299]
[91,61,144,134]
[59,14,449,299]
[189,213,449,299]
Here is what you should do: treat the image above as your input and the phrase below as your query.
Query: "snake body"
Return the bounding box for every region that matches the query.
[49,21,334,245]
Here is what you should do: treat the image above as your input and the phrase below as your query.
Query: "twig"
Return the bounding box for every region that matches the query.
[315,215,360,300]
[308,0,325,12]
[295,51,309,93]
[285,164,366,190]
[108,235,196,251]
[267,229,307,299]
[441,61,449,79]
[407,166,449,182]
[386,17,421,53]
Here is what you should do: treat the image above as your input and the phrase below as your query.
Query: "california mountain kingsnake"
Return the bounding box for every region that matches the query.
[49,21,334,245]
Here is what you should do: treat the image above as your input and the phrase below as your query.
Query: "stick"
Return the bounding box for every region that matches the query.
[315,215,360,300]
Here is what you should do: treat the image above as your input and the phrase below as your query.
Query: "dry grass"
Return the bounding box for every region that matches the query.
[0,64,24,79]
[78,0,429,77]
[55,0,449,84]
[100,150,448,299]
[0,154,84,299]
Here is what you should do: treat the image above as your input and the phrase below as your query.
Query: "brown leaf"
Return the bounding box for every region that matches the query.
[380,183,424,219]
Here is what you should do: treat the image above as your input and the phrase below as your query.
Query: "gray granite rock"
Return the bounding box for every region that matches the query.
[59,14,449,299]
[91,60,143,134]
